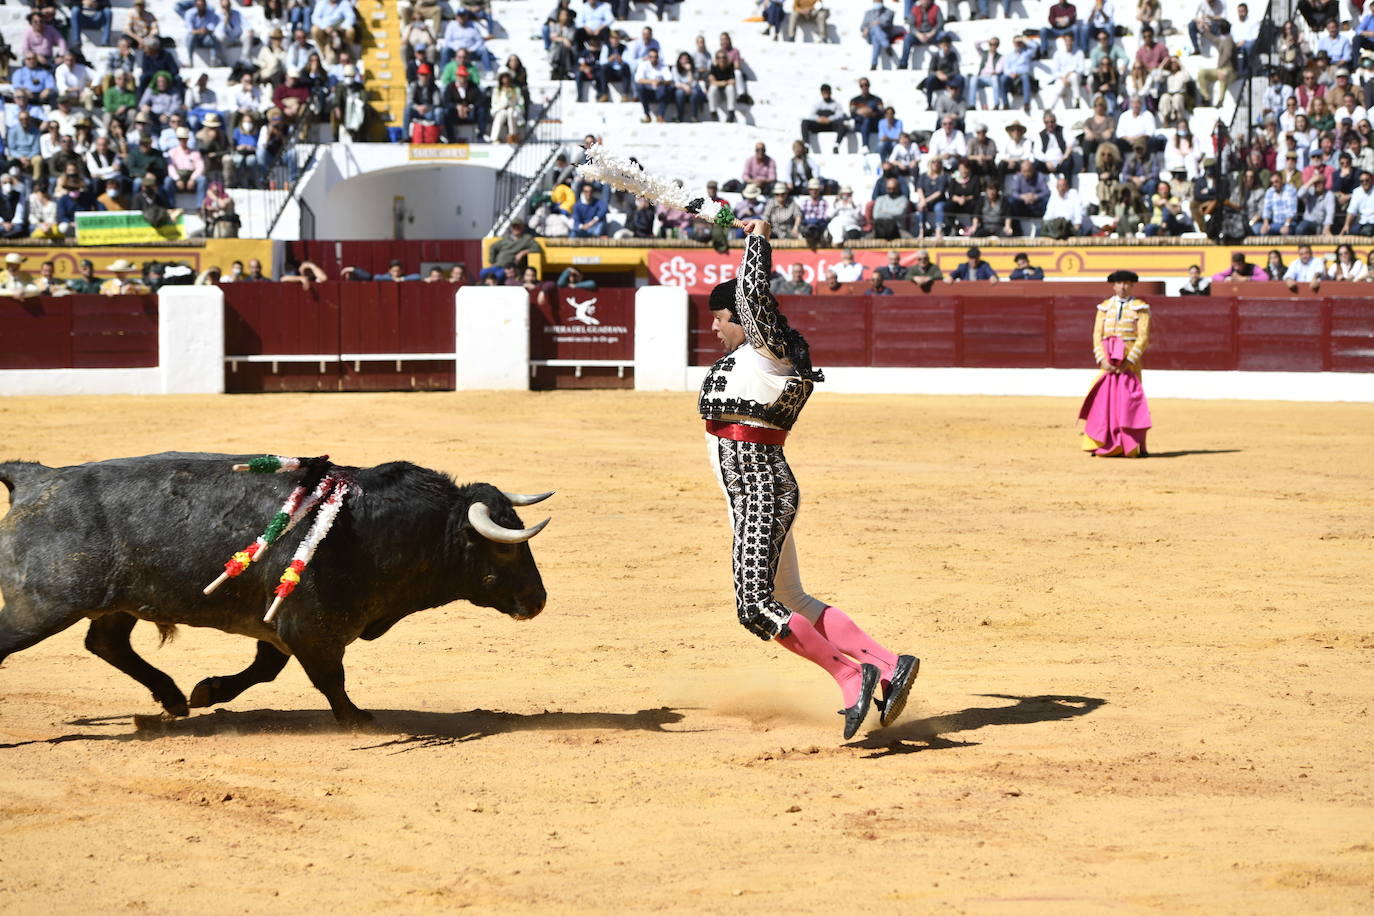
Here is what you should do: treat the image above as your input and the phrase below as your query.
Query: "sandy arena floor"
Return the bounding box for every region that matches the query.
[0,389,1371,914]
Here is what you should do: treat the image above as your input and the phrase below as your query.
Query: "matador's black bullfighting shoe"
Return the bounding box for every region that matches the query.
[878,655,920,728]
[841,663,881,740]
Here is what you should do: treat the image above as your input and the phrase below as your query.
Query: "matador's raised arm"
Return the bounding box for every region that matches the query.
[734,233,792,362]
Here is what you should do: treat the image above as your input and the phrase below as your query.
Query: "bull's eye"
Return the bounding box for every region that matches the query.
[482,575,497,587]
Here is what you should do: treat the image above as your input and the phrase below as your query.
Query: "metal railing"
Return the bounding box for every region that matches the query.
[489,85,566,236]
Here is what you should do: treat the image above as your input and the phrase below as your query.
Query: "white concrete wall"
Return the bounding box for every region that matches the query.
[683,366,1374,403]
[454,286,530,390]
[0,289,225,397]
[634,287,689,392]
[158,286,225,394]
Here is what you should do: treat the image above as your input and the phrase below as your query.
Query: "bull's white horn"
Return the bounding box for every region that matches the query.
[502,490,555,507]
[467,502,550,543]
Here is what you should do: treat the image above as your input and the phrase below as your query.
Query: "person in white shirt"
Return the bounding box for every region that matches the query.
[888,132,921,175]
[634,48,672,122]
[1116,95,1158,152]
[1001,120,1035,175]
[1188,0,1226,56]
[1049,33,1086,109]
[1232,1,1259,77]
[229,72,269,114]
[1277,95,1300,133]
[1042,172,1084,237]
[54,51,98,109]
[1283,244,1325,291]
[1334,92,1368,127]
[831,246,864,282]
[926,114,966,170]
[1035,111,1076,175]
[1341,171,1374,234]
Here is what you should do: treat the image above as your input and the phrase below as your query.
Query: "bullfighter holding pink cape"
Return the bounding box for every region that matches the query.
[1079,270,1153,458]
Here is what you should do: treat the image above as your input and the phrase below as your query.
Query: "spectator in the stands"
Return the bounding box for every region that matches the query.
[1121,138,1161,198]
[1298,0,1339,31]
[601,32,634,98]
[1134,25,1168,71]
[403,62,436,133]
[1197,22,1236,107]
[635,48,672,123]
[125,0,160,47]
[23,12,66,68]
[849,78,883,152]
[1283,243,1326,291]
[898,0,945,70]
[670,52,707,122]
[1255,170,1298,234]
[164,126,206,206]
[736,182,766,222]
[1188,0,1226,55]
[970,38,1003,111]
[1041,0,1078,53]
[875,250,907,281]
[787,139,821,193]
[9,109,43,185]
[311,0,356,65]
[788,0,830,42]
[762,182,802,238]
[1001,119,1035,177]
[862,0,896,71]
[485,219,539,277]
[1179,264,1210,294]
[184,0,224,66]
[1078,0,1113,51]
[141,71,184,126]
[0,174,27,238]
[273,68,311,125]
[946,158,979,231]
[832,246,864,282]
[573,33,603,100]
[1117,94,1159,154]
[1340,170,1374,233]
[1009,252,1044,279]
[489,70,526,143]
[1212,250,1269,282]
[1008,159,1050,232]
[771,263,812,295]
[907,248,942,290]
[1048,33,1086,110]
[946,246,998,283]
[13,53,57,107]
[827,185,862,243]
[549,8,577,80]
[921,36,963,109]
[575,0,614,50]
[629,27,661,67]
[801,83,849,154]
[875,106,903,160]
[285,27,318,72]
[1316,18,1352,69]
[866,272,894,295]
[914,156,948,239]
[706,49,738,121]
[570,183,608,237]
[442,10,496,73]
[888,132,921,176]
[138,38,181,94]
[871,178,911,240]
[231,72,268,117]
[1042,172,1085,238]
[928,113,966,171]
[742,141,776,186]
[997,35,1036,111]
[444,65,486,139]
[557,266,597,290]
[798,178,829,247]
[69,0,113,52]
[966,122,998,179]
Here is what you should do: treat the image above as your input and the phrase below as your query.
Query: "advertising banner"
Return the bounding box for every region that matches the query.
[75,210,185,245]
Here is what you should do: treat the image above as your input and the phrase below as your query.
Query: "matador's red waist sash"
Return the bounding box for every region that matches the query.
[705,420,788,445]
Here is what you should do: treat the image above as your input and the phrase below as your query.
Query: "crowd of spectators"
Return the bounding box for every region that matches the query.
[520,0,1374,245]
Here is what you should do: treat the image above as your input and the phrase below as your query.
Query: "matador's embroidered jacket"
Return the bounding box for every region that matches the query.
[698,235,815,430]
[1092,295,1152,369]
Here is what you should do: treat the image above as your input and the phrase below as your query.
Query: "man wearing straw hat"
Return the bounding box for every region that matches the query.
[0,252,38,297]
[101,259,148,295]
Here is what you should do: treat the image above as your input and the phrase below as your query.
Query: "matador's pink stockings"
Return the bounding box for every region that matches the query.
[815,606,897,684]
[777,613,865,707]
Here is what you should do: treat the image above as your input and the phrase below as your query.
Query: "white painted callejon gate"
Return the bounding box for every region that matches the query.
[2,288,1371,401]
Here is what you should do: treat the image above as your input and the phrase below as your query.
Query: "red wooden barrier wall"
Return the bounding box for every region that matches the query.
[0,295,158,369]
[222,282,455,392]
[528,287,635,389]
[688,293,1374,373]
[285,240,484,280]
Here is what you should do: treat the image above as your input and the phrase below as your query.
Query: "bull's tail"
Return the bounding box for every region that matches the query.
[0,461,48,499]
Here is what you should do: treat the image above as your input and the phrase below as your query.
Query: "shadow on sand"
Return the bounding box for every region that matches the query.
[849,694,1106,758]
[1143,449,1242,458]
[0,706,693,750]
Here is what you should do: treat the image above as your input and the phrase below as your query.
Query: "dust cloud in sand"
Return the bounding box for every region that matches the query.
[0,390,1371,912]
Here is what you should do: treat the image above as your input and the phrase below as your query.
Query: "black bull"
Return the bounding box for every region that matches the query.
[0,452,550,727]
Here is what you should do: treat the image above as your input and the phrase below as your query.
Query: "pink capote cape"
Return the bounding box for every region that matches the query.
[1078,336,1152,456]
